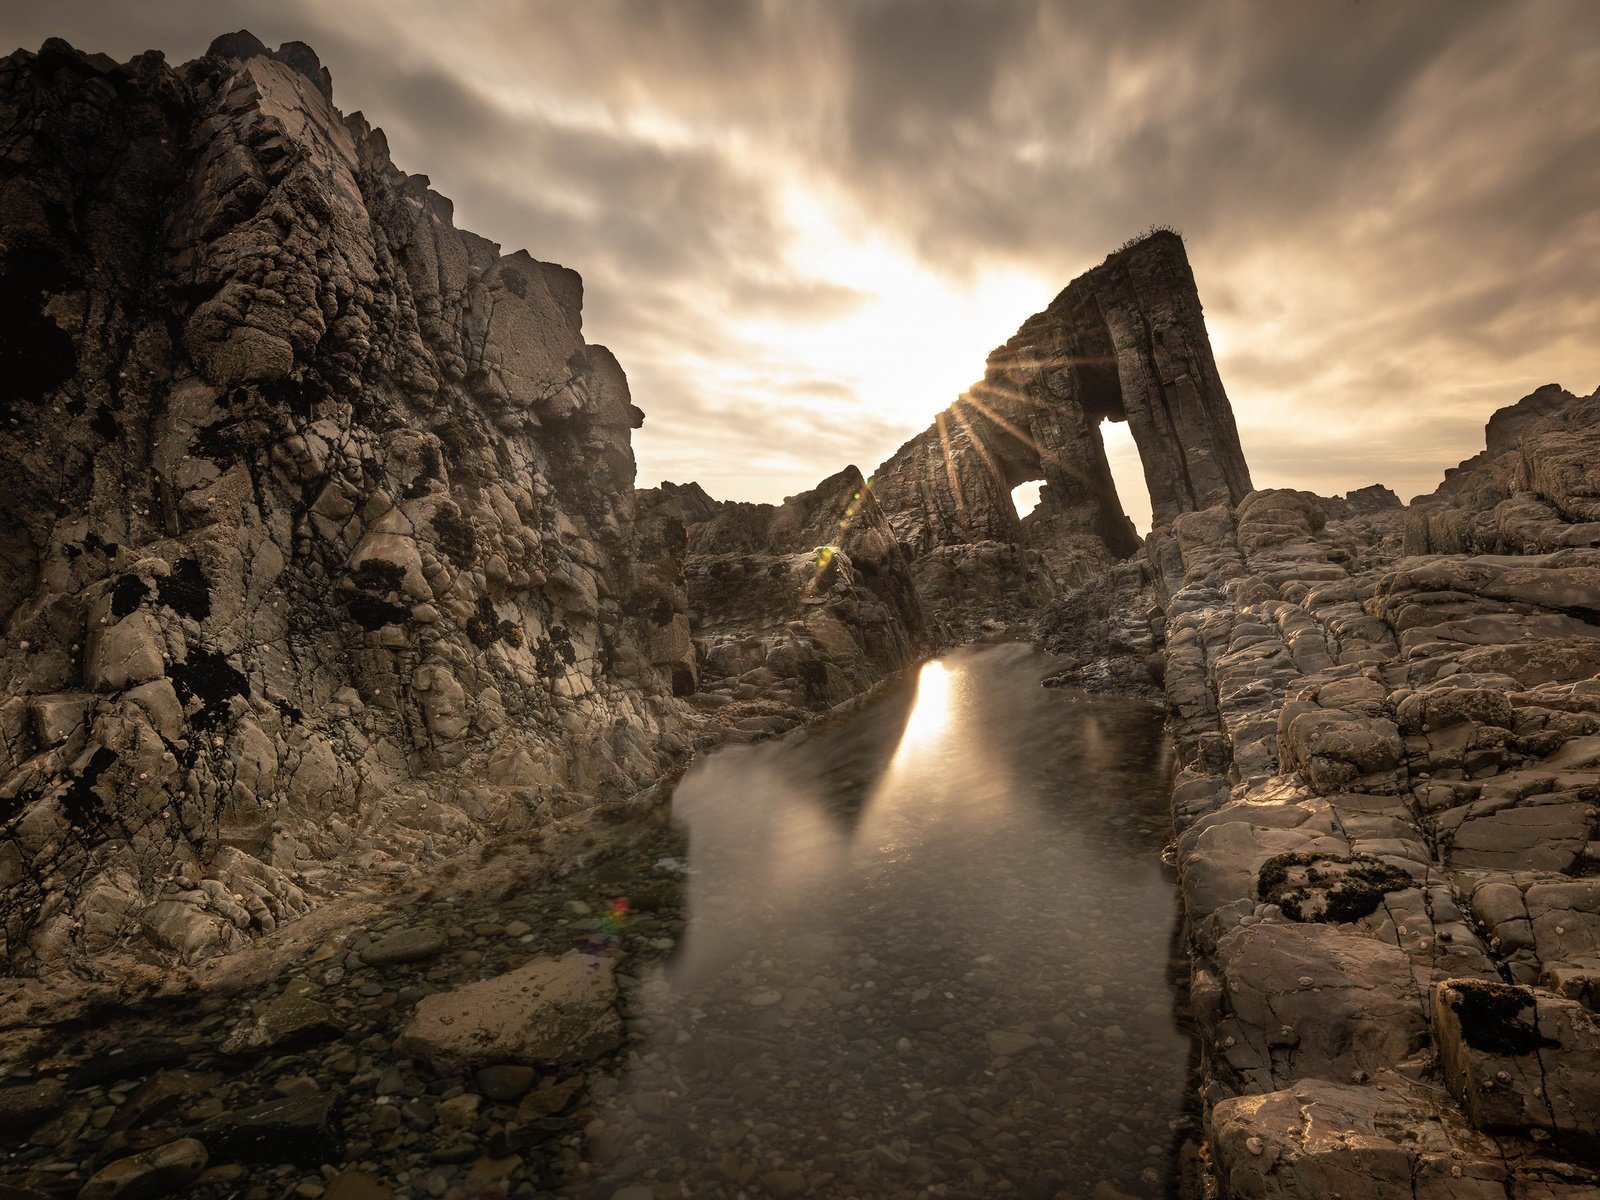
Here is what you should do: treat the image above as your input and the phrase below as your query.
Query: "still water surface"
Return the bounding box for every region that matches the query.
[584,643,1192,1199]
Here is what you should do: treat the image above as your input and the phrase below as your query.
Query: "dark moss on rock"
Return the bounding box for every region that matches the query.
[345,593,410,631]
[157,557,211,620]
[170,648,248,730]
[352,558,406,595]
[1441,980,1556,1056]
[110,573,150,617]
[1256,851,1413,924]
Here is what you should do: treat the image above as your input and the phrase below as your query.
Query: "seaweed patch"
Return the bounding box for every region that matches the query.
[1257,851,1413,923]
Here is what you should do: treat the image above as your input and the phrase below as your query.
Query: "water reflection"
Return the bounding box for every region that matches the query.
[578,644,1190,1200]
[895,658,954,753]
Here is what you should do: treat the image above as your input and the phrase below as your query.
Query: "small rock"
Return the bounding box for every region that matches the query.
[323,1170,392,1200]
[760,1169,808,1198]
[474,1065,537,1102]
[515,1076,584,1121]
[435,1093,480,1128]
[985,1031,1038,1058]
[466,1155,521,1186]
[360,928,447,967]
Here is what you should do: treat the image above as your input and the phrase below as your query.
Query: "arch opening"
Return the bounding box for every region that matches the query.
[1099,418,1152,536]
[1011,480,1043,520]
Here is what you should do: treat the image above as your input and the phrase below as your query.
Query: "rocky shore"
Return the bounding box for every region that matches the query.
[1142,388,1600,1197]
[2,27,1598,1200]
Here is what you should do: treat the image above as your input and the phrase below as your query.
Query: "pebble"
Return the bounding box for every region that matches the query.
[985,1031,1039,1058]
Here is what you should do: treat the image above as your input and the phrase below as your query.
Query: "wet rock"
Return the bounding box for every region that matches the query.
[515,1075,584,1120]
[360,928,447,967]
[474,1064,537,1101]
[321,1172,391,1200]
[222,994,341,1055]
[200,1093,342,1165]
[110,1069,224,1131]
[984,1031,1038,1058]
[394,951,621,1071]
[78,1138,208,1200]
[0,1079,67,1133]
[69,1040,192,1087]
[759,1169,808,1198]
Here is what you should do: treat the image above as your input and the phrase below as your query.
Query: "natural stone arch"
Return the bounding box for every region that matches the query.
[869,230,1252,572]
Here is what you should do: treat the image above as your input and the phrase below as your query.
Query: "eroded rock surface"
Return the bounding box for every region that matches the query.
[1157,388,1600,1193]
[0,35,693,969]
[650,467,932,729]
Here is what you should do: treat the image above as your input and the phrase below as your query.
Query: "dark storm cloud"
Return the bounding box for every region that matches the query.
[6,0,1598,506]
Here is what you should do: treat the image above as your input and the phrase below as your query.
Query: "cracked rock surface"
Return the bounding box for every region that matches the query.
[0,34,695,971]
[1149,388,1600,1194]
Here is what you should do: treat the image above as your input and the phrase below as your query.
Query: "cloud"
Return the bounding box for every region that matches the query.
[4,0,1598,512]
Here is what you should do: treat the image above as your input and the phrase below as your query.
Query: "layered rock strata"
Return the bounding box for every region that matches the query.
[1154,388,1600,1195]
[0,35,694,969]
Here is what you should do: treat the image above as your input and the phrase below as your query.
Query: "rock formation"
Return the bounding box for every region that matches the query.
[4,25,1600,1200]
[0,35,694,968]
[1150,390,1600,1194]
[656,465,931,724]
[1406,382,1600,556]
[867,231,1254,631]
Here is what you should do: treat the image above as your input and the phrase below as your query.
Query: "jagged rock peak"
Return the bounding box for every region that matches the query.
[205,30,333,100]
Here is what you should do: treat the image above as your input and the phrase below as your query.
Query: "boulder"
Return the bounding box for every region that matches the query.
[393,950,622,1072]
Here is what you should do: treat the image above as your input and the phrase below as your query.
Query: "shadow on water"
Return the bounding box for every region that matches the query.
[576,643,1195,1199]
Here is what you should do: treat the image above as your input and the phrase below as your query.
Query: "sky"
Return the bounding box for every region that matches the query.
[7,1,1599,531]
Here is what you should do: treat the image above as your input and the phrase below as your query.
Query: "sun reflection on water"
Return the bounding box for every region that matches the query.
[893,658,953,756]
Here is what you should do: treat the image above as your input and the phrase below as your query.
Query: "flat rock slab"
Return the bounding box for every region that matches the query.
[222,994,342,1055]
[394,950,621,1072]
[200,1093,341,1166]
[79,1137,208,1200]
[1211,921,1429,1091]
[0,1080,66,1134]
[360,927,447,967]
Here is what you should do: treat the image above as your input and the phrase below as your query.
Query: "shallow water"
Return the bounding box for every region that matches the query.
[582,643,1194,1199]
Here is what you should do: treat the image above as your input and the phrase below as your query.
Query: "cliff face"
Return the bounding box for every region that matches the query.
[1152,397,1600,1190]
[0,36,695,967]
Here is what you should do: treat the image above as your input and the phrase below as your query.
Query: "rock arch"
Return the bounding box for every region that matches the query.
[870,231,1253,574]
